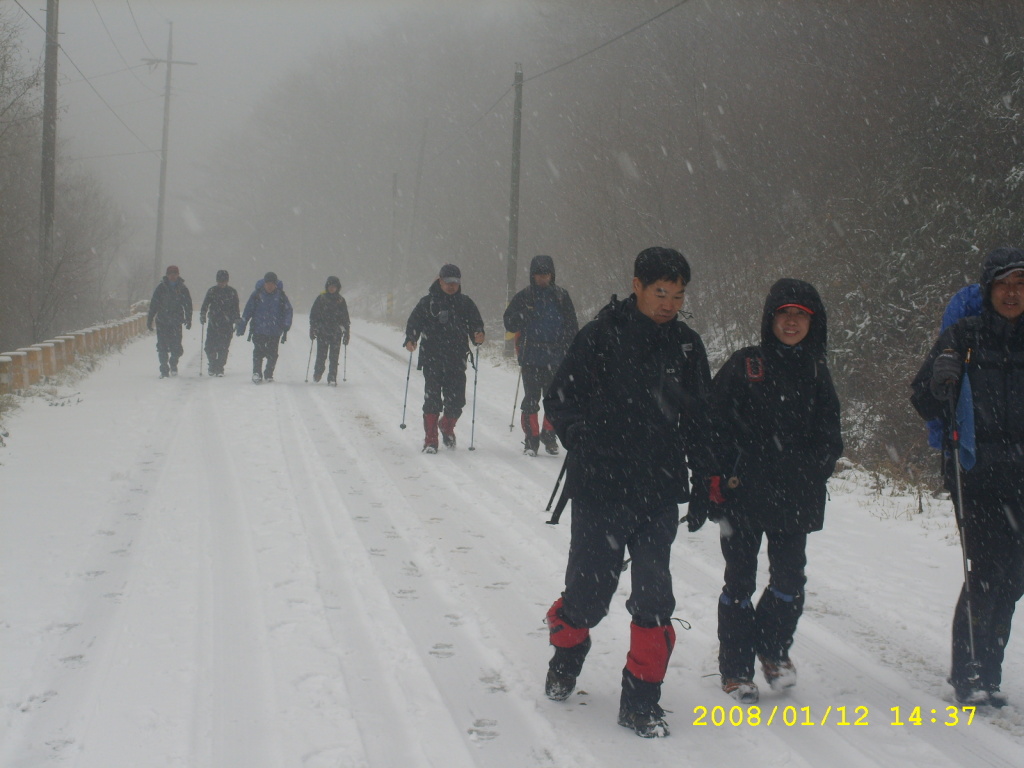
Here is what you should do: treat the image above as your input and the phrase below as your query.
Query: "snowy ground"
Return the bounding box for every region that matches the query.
[1,317,1022,768]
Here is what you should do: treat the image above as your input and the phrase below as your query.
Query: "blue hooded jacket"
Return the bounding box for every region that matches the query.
[240,279,293,336]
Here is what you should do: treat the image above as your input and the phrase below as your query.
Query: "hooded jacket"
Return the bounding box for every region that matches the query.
[503,255,578,367]
[200,284,240,330]
[912,248,1024,495]
[698,278,843,534]
[404,279,484,369]
[240,279,293,337]
[543,293,717,507]
[310,277,351,340]
[148,276,193,328]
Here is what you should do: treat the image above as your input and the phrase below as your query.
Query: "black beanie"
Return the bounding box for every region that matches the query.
[216,269,229,282]
[264,271,278,284]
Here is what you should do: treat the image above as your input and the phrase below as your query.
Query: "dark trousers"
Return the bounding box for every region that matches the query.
[521,364,557,415]
[314,334,341,381]
[155,323,183,375]
[560,497,679,630]
[252,333,281,378]
[422,360,466,419]
[718,519,807,680]
[951,494,1024,689]
[204,323,232,374]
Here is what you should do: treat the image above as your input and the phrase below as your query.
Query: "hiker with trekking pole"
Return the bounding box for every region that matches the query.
[912,246,1024,708]
[503,255,578,456]
[403,264,485,453]
[308,276,350,386]
[199,269,239,377]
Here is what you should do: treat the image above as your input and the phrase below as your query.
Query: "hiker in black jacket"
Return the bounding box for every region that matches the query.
[404,264,485,452]
[147,265,193,378]
[911,247,1024,707]
[199,269,239,376]
[503,255,578,456]
[541,247,717,738]
[692,278,842,705]
[309,276,351,385]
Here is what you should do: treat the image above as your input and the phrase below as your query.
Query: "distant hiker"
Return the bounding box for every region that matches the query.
[503,255,578,456]
[541,247,717,738]
[911,247,1024,707]
[147,265,193,378]
[199,269,240,376]
[403,264,485,452]
[309,275,351,385]
[237,271,293,384]
[690,279,843,705]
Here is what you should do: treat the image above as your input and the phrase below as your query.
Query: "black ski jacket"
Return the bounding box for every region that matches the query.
[199,285,240,330]
[404,281,484,370]
[148,277,193,328]
[695,279,843,534]
[543,294,717,507]
[310,292,351,341]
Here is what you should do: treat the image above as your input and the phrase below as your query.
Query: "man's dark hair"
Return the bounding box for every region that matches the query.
[633,247,691,287]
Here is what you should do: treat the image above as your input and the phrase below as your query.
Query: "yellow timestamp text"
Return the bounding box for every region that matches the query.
[692,704,976,727]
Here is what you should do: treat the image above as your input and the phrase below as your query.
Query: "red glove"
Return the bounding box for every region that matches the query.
[709,476,726,505]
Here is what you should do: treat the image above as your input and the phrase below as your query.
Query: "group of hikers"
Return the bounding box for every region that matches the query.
[146,267,350,384]
[148,244,1024,739]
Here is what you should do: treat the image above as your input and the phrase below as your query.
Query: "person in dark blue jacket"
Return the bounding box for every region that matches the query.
[503,255,578,456]
[237,272,293,383]
[147,265,193,378]
[912,247,1024,707]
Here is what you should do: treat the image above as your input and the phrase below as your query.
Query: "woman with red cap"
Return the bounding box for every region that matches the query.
[692,278,843,704]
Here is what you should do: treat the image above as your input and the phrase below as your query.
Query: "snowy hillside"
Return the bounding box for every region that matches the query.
[1,318,1022,767]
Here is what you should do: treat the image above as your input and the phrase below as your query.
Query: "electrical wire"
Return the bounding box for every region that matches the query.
[125,0,156,59]
[91,0,158,92]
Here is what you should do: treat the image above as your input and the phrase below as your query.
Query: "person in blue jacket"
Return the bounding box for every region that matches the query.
[926,282,983,449]
[503,255,578,456]
[237,272,293,383]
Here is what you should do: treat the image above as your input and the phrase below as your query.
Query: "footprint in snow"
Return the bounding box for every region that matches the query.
[467,719,499,741]
[430,643,455,658]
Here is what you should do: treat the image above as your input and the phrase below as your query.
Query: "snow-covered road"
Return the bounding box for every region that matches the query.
[2,318,1022,767]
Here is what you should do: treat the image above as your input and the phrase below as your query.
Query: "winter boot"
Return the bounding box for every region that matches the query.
[252,372,262,384]
[423,413,439,453]
[540,424,559,455]
[545,598,591,701]
[521,412,541,456]
[759,656,797,692]
[618,622,675,737]
[722,678,759,704]
[439,415,458,449]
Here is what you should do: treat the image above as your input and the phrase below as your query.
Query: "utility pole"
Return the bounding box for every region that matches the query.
[504,63,524,357]
[36,0,59,340]
[144,23,196,283]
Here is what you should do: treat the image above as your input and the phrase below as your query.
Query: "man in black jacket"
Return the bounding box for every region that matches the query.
[503,255,578,456]
[309,276,351,385]
[147,265,193,378]
[912,246,1024,707]
[541,247,716,738]
[404,264,485,452]
[199,269,239,376]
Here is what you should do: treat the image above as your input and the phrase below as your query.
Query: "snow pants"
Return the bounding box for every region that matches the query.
[252,333,281,378]
[718,518,807,681]
[314,333,342,382]
[204,322,233,374]
[155,322,183,375]
[520,364,558,449]
[421,359,466,419]
[951,493,1024,690]
[549,496,679,713]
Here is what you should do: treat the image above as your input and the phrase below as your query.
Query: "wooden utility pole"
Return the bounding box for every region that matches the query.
[143,23,196,283]
[504,63,524,357]
[39,0,58,273]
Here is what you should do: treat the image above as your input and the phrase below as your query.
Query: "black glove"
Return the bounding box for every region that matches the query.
[185,321,192,330]
[280,331,288,344]
[564,422,589,452]
[930,350,961,401]
[147,323,153,332]
[343,331,350,346]
[235,320,245,337]
[309,328,316,341]
[200,316,206,325]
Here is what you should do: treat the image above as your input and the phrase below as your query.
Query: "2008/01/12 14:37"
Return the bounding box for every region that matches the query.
[692,704,977,727]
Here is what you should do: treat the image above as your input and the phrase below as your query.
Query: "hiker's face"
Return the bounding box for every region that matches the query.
[633,277,685,324]
[991,271,1024,321]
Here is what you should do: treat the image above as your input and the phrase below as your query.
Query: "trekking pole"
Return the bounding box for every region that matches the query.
[304,337,314,382]
[508,370,521,432]
[948,392,981,685]
[343,343,348,382]
[400,347,413,429]
[469,346,480,451]
[199,321,205,376]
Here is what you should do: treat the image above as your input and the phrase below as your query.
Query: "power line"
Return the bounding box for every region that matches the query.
[91,0,159,93]
[11,0,156,153]
[125,0,156,59]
